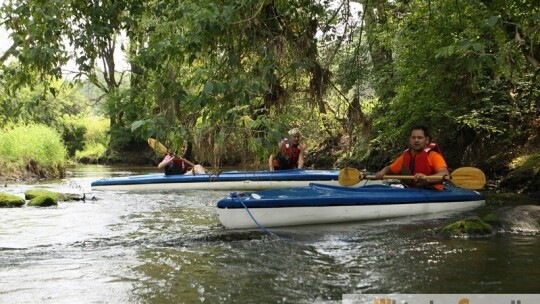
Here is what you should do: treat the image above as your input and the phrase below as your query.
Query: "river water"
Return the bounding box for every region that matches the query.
[0,165,539,303]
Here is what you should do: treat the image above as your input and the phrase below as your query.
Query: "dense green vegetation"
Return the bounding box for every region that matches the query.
[73,116,109,163]
[0,68,109,177]
[0,124,66,178]
[0,1,538,184]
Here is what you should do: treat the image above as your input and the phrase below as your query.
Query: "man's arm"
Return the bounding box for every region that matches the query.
[297,143,306,169]
[413,166,449,181]
[297,151,304,169]
[375,166,391,179]
[158,154,174,169]
[375,156,402,179]
[268,154,274,171]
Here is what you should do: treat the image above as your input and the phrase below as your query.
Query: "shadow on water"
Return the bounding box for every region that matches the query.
[0,165,539,303]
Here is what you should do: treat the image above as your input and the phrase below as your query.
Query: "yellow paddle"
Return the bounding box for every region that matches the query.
[147,138,198,168]
[147,138,169,155]
[338,167,486,190]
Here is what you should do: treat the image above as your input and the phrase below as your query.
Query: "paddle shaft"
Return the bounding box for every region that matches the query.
[339,166,485,189]
[364,174,447,181]
[168,154,196,168]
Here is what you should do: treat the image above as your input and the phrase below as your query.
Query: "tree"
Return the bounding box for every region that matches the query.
[2,0,538,170]
[1,0,344,165]
[334,0,539,168]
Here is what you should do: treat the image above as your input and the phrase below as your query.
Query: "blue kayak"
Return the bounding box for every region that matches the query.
[216,183,485,228]
[91,169,374,191]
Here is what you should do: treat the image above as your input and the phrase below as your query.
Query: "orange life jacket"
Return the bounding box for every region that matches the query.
[401,144,443,188]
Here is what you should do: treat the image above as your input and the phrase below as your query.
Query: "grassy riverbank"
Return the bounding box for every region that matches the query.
[0,124,66,181]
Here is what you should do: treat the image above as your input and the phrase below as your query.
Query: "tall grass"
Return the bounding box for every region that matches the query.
[0,124,67,177]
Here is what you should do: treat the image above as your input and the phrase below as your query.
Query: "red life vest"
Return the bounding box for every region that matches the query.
[426,143,443,156]
[273,147,302,170]
[401,144,443,188]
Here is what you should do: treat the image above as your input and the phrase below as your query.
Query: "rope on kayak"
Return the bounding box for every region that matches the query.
[232,195,304,245]
[206,169,223,183]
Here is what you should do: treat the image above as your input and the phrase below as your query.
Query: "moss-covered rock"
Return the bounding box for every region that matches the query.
[481,212,503,228]
[0,192,25,207]
[494,205,540,234]
[25,189,60,200]
[24,189,83,201]
[439,216,494,238]
[27,195,58,207]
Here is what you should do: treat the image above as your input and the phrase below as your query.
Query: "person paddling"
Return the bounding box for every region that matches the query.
[268,128,306,171]
[157,145,206,175]
[375,125,449,190]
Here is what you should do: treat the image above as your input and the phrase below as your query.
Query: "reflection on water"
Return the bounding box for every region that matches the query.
[1,165,539,303]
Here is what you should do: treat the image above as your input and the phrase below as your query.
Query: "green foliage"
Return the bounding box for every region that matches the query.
[0,124,67,177]
[190,117,290,168]
[82,117,109,144]
[336,0,540,168]
[2,0,351,167]
[124,0,336,165]
[1,0,539,171]
[0,69,97,158]
[73,116,110,162]
[0,72,87,126]
[0,0,69,89]
[61,115,87,157]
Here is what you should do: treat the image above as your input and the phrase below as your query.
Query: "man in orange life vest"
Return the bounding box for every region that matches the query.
[268,128,306,171]
[375,125,449,190]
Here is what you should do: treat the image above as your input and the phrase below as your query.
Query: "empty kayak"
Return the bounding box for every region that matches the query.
[216,183,485,229]
[91,169,376,191]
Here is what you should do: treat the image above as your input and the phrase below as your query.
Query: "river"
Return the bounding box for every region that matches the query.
[1,165,539,303]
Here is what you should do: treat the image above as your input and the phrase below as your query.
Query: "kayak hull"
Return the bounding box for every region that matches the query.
[91,169,369,191]
[216,183,485,229]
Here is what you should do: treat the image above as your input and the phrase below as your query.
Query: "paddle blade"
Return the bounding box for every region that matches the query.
[449,167,486,190]
[338,167,363,186]
[147,138,168,155]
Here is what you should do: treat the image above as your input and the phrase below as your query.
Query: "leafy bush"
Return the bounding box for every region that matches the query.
[82,116,109,145]
[61,115,87,157]
[73,117,109,163]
